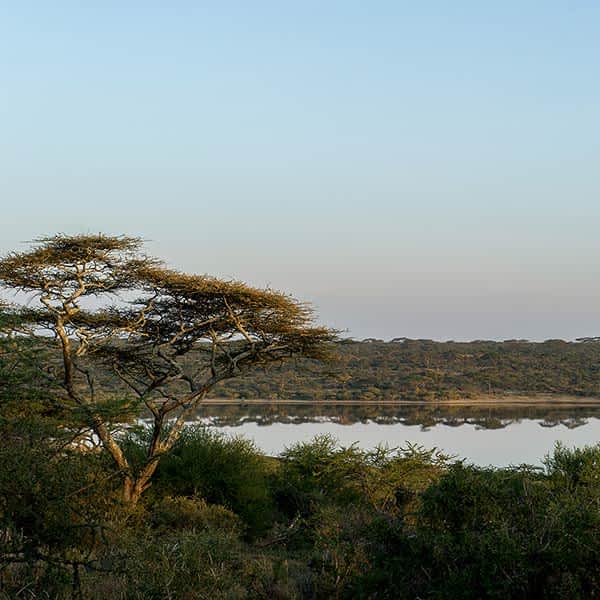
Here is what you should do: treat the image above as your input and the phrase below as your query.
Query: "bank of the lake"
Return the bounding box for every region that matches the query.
[202,393,600,405]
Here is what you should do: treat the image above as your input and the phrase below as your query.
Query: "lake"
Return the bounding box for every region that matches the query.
[183,402,600,467]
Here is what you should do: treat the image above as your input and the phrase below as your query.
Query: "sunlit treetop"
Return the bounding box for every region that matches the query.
[0,234,157,298]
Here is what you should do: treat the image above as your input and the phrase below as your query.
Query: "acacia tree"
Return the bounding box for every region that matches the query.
[0,234,335,504]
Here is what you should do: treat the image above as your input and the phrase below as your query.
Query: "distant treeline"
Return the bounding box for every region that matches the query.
[213,339,600,400]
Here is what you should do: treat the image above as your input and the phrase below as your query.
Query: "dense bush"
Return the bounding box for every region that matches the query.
[129,426,277,536]
[275,435,448,518]
[352,445,600,599]
[146,495,242,535]
[89,526,285,600]
[2,413,600,599]
[0,417,119,599]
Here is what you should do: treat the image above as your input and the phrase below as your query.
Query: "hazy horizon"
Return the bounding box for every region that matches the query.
[2,3,599,341]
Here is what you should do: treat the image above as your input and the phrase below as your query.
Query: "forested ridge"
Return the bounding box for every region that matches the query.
[214,338,600,400]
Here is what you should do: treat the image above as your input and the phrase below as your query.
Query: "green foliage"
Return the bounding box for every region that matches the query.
[0,333,58,421]
[352,445,600,599]
[148,496,243,535]
[86,525,308,600]
[3,429,600,598]
[272,438,451,597]
[545,441,600,490]
[141,426,276,535]
[0,416,120,598]
[275,436,449,519]
[0,327,120,598]
[276,434,359,515]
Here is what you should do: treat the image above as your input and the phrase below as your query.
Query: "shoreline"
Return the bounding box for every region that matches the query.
[201,394,600,407]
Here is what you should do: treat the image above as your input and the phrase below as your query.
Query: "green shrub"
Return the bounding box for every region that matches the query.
[0,417,120,599]
[147,426,275,535]
[352,452,600,599]
[148,495,242,535]
[275,436,448,519]
[545,442,600,490]
[275,435,363,517]
[84,525,310,600]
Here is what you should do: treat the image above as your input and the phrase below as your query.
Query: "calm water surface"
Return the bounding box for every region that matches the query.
[186,403,600,466]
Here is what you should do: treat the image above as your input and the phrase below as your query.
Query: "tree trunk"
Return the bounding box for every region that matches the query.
[120,396,210,505]
[122,477,136,504]
[121,460,161,505]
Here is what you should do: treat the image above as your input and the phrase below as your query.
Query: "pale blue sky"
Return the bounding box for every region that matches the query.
[1,2,599,340]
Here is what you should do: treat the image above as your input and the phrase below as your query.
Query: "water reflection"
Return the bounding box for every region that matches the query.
[188,402,600,431]
[181,403,600,466]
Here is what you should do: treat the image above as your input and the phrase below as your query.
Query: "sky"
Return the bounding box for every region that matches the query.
[1,2,599,341]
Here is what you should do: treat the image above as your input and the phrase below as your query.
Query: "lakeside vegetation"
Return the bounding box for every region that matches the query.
[3,413,600,599]
[213,338,600,401]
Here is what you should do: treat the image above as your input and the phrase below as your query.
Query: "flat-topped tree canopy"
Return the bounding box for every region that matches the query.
[0,234,331,351]
[0,233,336,503]
[95,266,334,413]
[0,234,152,299]
[127,265,332,355]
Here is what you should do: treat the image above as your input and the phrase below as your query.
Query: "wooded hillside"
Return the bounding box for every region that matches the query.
[213,339,600,401]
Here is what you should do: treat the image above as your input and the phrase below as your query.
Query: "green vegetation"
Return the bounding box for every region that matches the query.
[3,412,600,598]
[214,338,600,400]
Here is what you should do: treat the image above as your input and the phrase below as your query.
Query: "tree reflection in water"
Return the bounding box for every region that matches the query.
[186,403,600,431]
